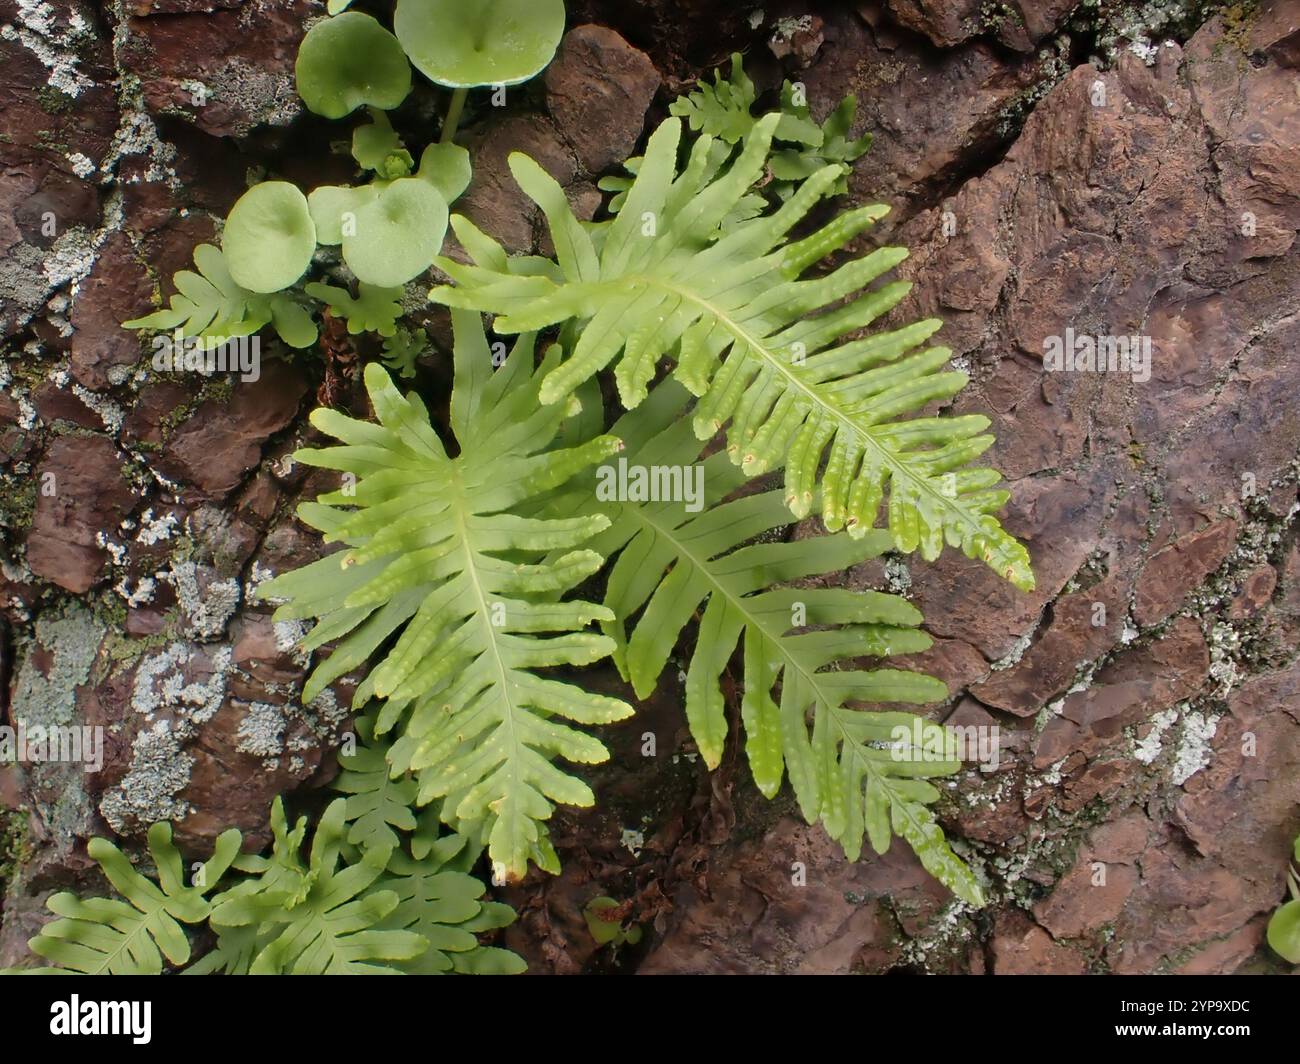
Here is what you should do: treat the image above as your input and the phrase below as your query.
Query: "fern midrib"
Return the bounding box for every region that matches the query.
[620,497,907,812]
[94,896,176,974]
[449,478,525,863]
[622,273,995,549]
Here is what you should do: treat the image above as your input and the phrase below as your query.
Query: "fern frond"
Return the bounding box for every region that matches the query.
[769,85,872,199]
[15,824,240,974]
[258,310,633,881]
[553,381,982,903]
[335,710,419,852]
[202,798,426,975]
[378,832,524,974]
[668,52,757,144]
[429,115,1033,591]
[332,718,525,974]
[305,280,403,337]
[380,325,428,378]
[125,243,318,349]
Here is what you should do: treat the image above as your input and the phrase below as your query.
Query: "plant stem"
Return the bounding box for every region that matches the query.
[441,88,468,144]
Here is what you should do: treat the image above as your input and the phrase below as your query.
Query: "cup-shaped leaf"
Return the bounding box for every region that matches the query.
[308,184,380,245]
[342,178,448,287]
[353,109,413,177]
[222,182,316,293]
[416,142,472,203]
[394,0,566,88]
[1267,898,1300,963]
[296,11,412,119]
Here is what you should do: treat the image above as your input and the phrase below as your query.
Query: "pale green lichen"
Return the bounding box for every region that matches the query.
[98,719,194,833]
[11,605,104,731]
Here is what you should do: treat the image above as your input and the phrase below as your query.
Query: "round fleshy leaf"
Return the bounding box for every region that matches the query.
[296,12,412,119]
[394,0,566,89]
[342,178,448,287]
[416,142,472,203]
[308,184,379,245]
[222,182,316,294]
[353,110,413,177]
[269,295,319,348]
[1267,898,1300,963]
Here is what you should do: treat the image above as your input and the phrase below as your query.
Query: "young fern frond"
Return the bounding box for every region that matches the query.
[258,311,633,881]
[380,840,523,974]
[198,799,426,975]
[124,243,318,349]
[193,719,524,975]
[335,710,420,853]
[550,381,982,904]
[12,824,241,975]
[667,52,757,144]
[429,114,1034,591]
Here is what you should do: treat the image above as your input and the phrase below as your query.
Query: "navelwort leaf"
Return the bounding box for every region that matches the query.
[551,380,983,903]
[13,823,240,974]
[296,11,412,119]
[222,181,317,294]
[394,0,567,89]
[429,114,1034,591]
[258,310,633,881]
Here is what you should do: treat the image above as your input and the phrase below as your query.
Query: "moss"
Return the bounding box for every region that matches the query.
[0,474,39,540]
[979,1,1025,31]
[0,810,33,897]
[1213,0,1261,56]
[37,85,75,115]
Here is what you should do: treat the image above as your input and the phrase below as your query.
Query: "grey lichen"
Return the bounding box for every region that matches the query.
[98,719,194,833]
[235,701,287,759]
[166,559,241,641]
[98,640,234,833]
[11,604,104,731]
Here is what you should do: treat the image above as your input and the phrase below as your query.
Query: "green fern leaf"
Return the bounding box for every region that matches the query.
[668,53,757,144]
[335,710,419,852]
[429,115,1033,591]
[380,325,427,379]
[332,719,526,974]
[554,381,982,903]
[770,86,872,199]
[379,837,524,974]
[125,243,318,349]
[16,823,240,974]
[258,310,633,881]
[205,798,426,974]
[305,280,404,337]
